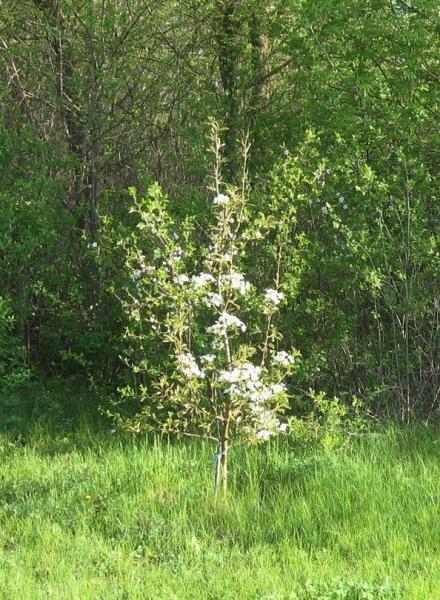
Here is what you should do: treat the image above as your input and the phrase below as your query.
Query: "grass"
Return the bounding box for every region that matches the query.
[0,423,439,599]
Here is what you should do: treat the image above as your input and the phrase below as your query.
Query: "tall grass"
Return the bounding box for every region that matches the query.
[0,424,438,598]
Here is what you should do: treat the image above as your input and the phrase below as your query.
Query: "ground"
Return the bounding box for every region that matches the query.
[0,424,438,599]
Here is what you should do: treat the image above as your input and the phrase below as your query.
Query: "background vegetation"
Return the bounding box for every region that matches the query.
[2,0,440,426]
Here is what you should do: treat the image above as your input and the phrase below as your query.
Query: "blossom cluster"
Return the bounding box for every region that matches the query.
[203,291,223,308]
[177,353,205,379]
[218,362,261,384]
[206,312,247,336]
[223,271,250,296]
[192,273,215,288]
[264,288,284,305]
[272,351,295,366]
[174,274,190,286]
[200,354,216,364]
[174,272,217,289]
[217,361,288,439]
[338,194,348,210]
[213,194,230,205]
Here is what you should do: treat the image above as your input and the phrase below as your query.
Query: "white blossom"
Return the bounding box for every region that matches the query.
[253,408,282,438]
[272,351,295,366]
[264,289,284,305]
[218,363,261,384]
[132,269,142,280]
[222,271,250,296]
[203,292,223,308]
[248,383,286,406]
[270,383,286,395]
[192,272,215,288]
[256,430,272,441]
[206,312,246,335]
[279,423,288,432]
[177,353,205,379]
[174,274,190,285]
[168,248,183,265]
[213,193,230,205]
[200,354,216,364]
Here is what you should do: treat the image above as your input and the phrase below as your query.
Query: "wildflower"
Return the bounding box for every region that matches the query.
[264,289,284,305]
[283,149,290,157]
[279,423,288,432]
[213,193,230,205]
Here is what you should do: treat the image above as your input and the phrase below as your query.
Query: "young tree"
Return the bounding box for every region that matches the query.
[115,124,298,493]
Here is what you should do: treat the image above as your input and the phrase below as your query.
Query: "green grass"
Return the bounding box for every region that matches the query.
[0,424,439,599]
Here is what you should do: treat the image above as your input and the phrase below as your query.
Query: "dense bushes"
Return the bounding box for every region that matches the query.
[1,0,440,423]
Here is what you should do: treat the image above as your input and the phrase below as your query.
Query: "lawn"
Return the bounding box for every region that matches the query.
[0,424,439,599]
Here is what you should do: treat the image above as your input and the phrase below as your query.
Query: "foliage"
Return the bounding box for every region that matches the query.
[0,297,31,426]
[1,0,440,424]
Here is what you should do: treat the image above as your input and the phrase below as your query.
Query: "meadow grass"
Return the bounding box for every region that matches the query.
[0,423,439,599]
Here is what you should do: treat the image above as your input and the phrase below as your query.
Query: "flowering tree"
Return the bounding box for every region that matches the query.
[117,125,298,493]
